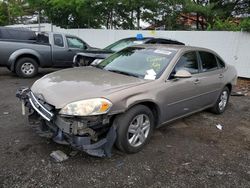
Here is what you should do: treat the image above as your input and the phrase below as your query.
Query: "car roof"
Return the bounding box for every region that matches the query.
[118,37,184,43]
[130,44,215,53]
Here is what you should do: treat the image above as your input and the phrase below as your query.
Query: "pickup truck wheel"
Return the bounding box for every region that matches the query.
[15,58,38,78]
[115,105,154,154]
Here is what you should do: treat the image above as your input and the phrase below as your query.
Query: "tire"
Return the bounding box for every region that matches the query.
[115,105,155,154]
[15,57,38,78]
[210,87,230,114]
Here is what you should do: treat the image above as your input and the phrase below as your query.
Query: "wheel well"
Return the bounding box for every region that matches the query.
[13,54,40,71]
[109,101,160,129]
[131,101,160,126]
[225,83,232,93]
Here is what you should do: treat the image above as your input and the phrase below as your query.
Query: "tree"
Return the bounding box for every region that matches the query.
[0,0,249,30]
[0,1,8,25]
[183,0,250,30]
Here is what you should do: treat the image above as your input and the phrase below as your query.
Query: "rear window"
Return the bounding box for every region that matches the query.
[54,34,64,47]
[104,38,147,52]
[199,51,218,72]
[147,39,184,45]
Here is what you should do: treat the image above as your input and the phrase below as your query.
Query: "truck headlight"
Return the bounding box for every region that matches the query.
[59,98,112,116]
[91,59,103,66]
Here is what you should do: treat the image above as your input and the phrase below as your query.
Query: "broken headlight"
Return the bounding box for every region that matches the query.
[59,98,112,116]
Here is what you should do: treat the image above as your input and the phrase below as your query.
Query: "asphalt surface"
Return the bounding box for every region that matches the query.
[0,67,250,188]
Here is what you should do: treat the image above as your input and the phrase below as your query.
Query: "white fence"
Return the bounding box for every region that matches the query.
[8,23,250,78]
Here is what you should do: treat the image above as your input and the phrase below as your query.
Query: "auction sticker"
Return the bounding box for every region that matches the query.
[154,49,172,55]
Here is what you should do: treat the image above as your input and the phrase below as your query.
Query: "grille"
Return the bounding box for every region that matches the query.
[29,92,54,121]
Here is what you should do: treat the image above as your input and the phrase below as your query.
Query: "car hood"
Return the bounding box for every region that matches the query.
[31,67,147,109]
[76,49,113,59]
[84,48,113,54]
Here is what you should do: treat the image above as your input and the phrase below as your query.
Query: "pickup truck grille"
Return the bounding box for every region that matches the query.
[28,92,54,121]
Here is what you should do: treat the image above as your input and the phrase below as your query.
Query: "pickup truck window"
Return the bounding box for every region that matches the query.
[66,37,86,49]
[54,34,64,47]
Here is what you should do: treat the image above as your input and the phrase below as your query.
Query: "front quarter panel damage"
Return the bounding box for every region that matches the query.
[16,88,117,157]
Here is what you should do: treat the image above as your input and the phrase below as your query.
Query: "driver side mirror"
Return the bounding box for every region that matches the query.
[174,70,192,78]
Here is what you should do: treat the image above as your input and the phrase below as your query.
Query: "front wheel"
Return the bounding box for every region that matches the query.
[211,87,230,114]
[115,105,154,154]
[15,57,38,78]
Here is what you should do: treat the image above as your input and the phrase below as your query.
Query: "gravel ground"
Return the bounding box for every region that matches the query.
[0,67,250,188]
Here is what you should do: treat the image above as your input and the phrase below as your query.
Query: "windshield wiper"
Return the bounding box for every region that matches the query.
[107,69,139,78]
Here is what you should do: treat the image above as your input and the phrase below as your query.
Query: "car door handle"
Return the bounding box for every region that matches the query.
[194,78,200,84]
[219,74,224,78]
[68,49,72,52]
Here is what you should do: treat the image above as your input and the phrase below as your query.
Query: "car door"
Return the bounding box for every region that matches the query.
[64,36,88,65]
[52,35,87,67]
[195,51,225,107]
[52,34,69,67]
[162,51,203,121]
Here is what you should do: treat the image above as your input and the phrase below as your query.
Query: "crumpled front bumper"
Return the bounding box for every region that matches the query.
[16,87,116,157]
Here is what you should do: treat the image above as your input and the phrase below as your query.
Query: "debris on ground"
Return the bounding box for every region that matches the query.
[50,150,69,162]
[166,145,173,148]
[182,162,191,166]
[116,160,124,168]
[14,139,20,143]
[3,112,9,115]
[69,150,79,157]
[231,91,248,96]
[216,124,223,131]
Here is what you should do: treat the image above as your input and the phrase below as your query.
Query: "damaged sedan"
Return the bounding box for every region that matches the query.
[17,45,237,157]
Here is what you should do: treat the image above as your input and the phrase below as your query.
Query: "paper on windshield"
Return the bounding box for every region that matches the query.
[144,69,156,80]
[154,49,172,56]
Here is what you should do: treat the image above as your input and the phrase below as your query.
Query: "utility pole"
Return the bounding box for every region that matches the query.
[38,10,41,32]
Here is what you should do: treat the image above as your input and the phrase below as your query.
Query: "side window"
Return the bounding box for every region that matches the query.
[54,34,64,47]
[199,51,218,72]
[216,56,225,68]
[174,51,199,74]
[66,37,86,49]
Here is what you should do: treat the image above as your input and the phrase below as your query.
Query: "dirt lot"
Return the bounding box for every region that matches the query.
[0,67,250,188]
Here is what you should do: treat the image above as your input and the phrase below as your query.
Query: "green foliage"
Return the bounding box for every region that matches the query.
[0,0,249,31]
[240,18,250,32]
[0,1,8,26]
[209,18,250,32]
[212,18,239,31]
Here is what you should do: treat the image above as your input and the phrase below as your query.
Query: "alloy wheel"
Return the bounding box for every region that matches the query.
[127,114,151,147]
[218,91,228,111]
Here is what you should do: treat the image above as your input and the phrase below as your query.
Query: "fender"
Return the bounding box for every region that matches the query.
[126,98,162,126]
[7,49,42,71]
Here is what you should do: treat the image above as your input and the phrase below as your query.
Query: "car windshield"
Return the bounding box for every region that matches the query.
[96,47,177,80]
[104,38,147,52]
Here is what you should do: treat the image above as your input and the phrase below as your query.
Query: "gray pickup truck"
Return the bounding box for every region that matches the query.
[0,27,94,77]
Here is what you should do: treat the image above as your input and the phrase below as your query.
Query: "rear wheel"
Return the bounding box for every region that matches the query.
[211,87,230,114]
[115,105,154,153]
[15,57,38,78]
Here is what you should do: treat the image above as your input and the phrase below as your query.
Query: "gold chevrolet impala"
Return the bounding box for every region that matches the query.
[17,45,237,157]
